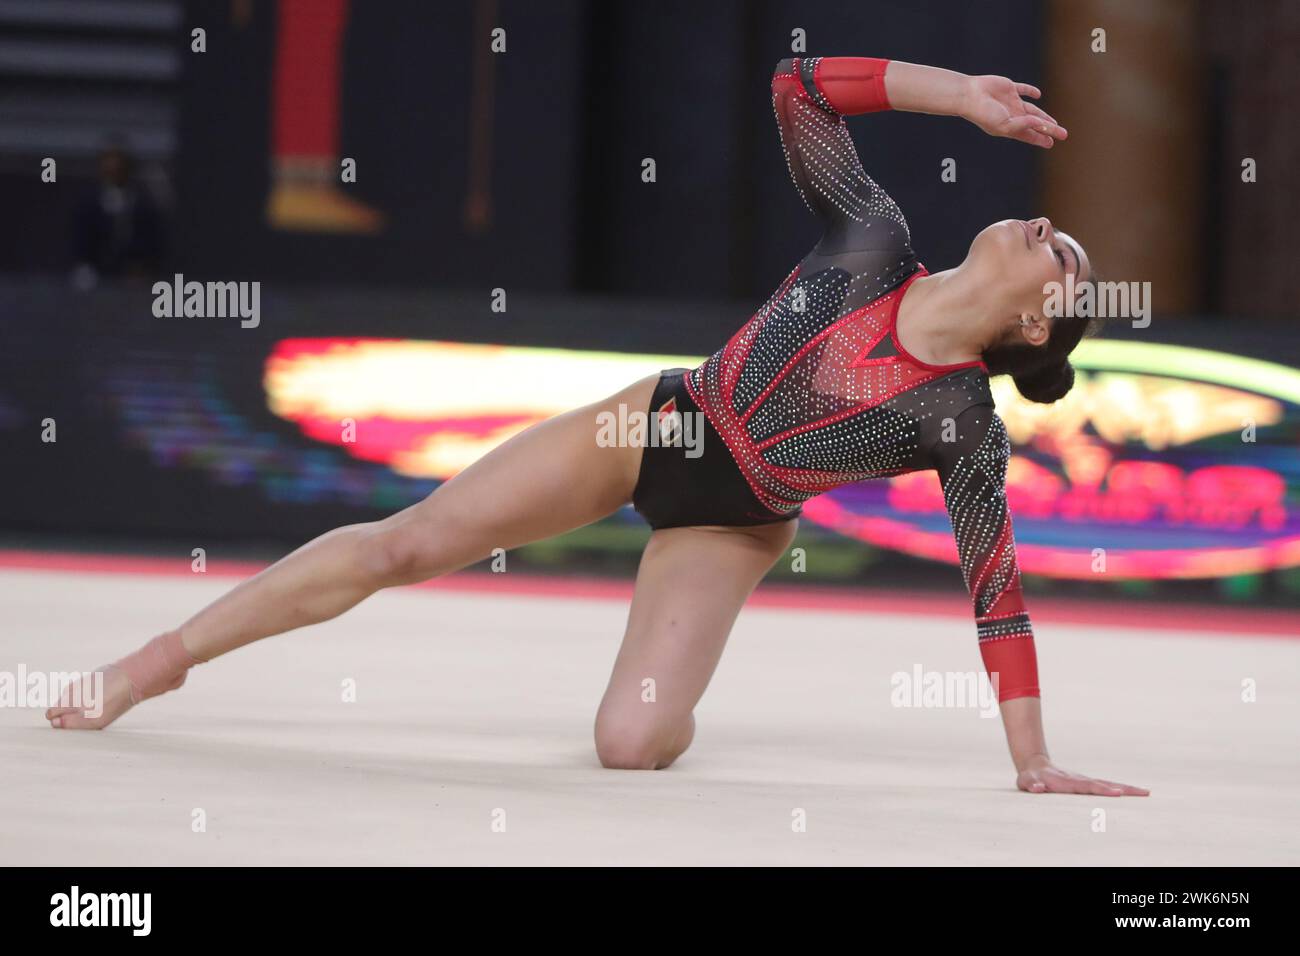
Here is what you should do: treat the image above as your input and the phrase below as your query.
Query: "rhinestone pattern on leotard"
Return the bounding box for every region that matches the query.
[683,56,1034,646]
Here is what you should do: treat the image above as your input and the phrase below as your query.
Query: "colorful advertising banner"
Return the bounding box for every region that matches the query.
[264,337,1300,581]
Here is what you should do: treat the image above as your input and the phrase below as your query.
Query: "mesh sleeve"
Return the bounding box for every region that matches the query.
[770,56,911,255]
[930,404,1040,702]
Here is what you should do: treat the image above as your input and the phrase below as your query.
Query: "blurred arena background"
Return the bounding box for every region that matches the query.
[1,0,1299,610]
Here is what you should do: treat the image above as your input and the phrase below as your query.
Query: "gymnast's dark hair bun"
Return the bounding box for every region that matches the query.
[984,272,1104,405]
[1012,360,1075,404]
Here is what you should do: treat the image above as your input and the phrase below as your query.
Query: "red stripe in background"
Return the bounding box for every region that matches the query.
[270,0,349,158]
[0,549,1295,638]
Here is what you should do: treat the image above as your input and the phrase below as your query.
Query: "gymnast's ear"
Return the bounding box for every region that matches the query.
[1017,313,1049,346]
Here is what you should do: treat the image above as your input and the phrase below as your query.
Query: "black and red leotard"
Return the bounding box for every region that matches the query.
[633,57,1039,701]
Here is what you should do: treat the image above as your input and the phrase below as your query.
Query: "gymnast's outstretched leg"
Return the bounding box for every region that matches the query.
[46,373,659,730]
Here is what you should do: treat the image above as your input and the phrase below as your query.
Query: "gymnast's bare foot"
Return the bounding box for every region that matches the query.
[45,630,201,730]
[45,665,144,730]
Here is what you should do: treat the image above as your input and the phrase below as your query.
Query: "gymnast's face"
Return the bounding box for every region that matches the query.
[966,217,1091,345]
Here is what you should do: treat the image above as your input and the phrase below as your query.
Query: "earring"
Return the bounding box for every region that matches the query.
[1019,318,1031,327]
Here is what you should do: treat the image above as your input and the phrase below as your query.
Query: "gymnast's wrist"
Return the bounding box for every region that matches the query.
[885,61,973,118]
[955,73,983,122]
[1012,751,1052,773]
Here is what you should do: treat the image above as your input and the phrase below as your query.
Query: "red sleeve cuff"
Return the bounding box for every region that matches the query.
[812,56,892,114]
[979,635,1040,702]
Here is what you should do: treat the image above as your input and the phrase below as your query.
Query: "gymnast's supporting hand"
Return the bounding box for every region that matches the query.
[1000,696,1149,796]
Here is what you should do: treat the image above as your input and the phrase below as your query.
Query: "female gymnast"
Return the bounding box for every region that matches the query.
[49,55,1148,797]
